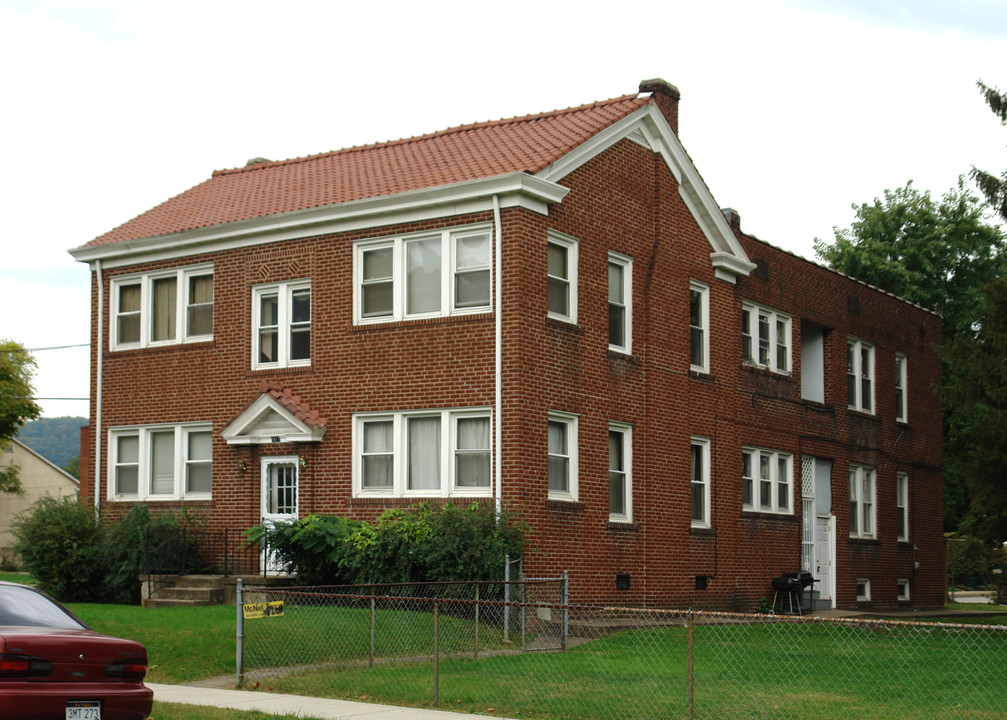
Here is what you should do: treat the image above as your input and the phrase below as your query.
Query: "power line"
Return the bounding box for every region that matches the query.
[0,343,90,353]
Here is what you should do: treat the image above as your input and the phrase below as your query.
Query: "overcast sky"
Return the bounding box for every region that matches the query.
[2,0,1005,420]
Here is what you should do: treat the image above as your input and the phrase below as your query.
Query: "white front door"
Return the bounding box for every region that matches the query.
[261,456,299,573]
[802,456,835,609]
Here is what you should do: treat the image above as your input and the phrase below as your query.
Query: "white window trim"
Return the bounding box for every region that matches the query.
[741,301,791,374]
[251,279,311,370]
[856,578,872,602]
[548,411,579,502]
[608,422,632,523]
[352,408,493,498]
[689,281,709,373]
[896,471,909,542]
[895,352,908,422]
[547,230,578,323]
[847,337,875,414]
[849,464,877,539]
[691,436,711,529]
[742,447,793,514]
[897,578,910,602]
[110,264,213,350]
[353,224,493,325]
[107,423,213,502]
[608,251,632,354]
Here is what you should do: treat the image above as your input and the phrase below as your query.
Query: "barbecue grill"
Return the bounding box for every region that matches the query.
[771,570,816,615]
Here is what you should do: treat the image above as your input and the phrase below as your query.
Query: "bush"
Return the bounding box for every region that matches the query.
[249,502,527,587]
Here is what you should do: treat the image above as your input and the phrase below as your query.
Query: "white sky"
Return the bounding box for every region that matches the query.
[1,0,1005,419]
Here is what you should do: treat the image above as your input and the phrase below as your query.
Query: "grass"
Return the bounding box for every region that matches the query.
[150,703,324,720]
[0,571,36,584]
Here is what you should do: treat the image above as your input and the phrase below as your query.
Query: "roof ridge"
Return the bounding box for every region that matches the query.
[211,93,645,178]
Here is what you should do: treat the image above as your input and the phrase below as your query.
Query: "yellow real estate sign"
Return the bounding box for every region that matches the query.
[242,601,284,619]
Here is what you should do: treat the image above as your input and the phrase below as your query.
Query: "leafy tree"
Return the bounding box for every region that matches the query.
[63,455,80,479]
[0,340,43,494]
[814,181,1007,530]
[971,81,1007,222]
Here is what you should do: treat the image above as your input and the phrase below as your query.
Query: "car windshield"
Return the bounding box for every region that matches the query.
[0,585,87,629]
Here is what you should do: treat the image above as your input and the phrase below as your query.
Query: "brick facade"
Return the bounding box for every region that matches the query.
[74,83,944,610]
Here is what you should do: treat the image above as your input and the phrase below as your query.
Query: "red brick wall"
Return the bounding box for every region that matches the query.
[84,138,944,610]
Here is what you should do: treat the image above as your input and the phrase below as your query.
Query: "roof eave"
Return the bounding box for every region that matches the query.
[69,173,570,268]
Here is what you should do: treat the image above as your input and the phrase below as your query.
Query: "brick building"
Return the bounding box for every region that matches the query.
[70,79,944,610]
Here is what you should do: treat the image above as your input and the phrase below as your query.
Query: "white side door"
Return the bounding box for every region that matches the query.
[261,456,299,574]
[815,515,834,606]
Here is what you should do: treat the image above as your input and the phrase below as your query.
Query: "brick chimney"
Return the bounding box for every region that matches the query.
[639,78,680,134]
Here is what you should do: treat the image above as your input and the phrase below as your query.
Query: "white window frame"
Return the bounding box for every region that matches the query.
[742,447,793,514]
[110,264,214,350]
[896,471,909,542]
[547,231,578,323]
[607,252,632,354]
[856,578,871,602]
[352,408,493,498]
[689,281,709,373]
[895,353,908,422]
[849,464,877,539]
[252,280,311,370]
[741,302,791,374]
[691,436,711,528]
[608,423,632,523]
[353,225,493,325]
[107,423,213,501]
[548,411,579,502]
[847,338,875,413]
[897,578,910,602]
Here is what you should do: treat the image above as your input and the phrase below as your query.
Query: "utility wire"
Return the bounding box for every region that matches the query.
[0,343,90,353]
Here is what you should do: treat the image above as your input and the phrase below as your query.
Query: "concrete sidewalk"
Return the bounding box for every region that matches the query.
[148,683,518,719]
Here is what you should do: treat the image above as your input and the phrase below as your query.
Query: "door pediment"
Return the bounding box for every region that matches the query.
[221,392,325,445]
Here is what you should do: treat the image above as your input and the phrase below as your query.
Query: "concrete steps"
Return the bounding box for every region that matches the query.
[142,574,226,608]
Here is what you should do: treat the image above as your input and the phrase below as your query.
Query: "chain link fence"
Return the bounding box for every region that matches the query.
[237,581,1007,719]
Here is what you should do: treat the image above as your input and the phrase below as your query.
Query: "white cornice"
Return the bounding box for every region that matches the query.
[221,393,326,446]
[537,104,755,282]
[70,173,570,269]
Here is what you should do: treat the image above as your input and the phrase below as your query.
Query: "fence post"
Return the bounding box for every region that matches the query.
[433,602,440,705]
[474,582,480,659]
[369,585,376,668]
[236,578,244,687]
[563,570,570,653]
[503,556,510,643]
[687,610,694,720]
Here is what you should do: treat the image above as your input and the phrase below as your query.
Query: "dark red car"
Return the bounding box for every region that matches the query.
[0,581,153,720]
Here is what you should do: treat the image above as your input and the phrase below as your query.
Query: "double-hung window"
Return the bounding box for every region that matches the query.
[896,472,909,541]
[548,412,578,501]
[691,437,711,528]
[354,409,492,497]
[741,302,790,373]
[547,231,578,322]
[849,464,876,539]
[111,265,214,350]
[608,424,632,522]
[608,252,632,353]
[253,280,311,369]
[108,424,213,501]
[355,227,492,323]
[847,338,874,413]
[895,353,908,422]
[742,447,792,514]
[690,282,709,373]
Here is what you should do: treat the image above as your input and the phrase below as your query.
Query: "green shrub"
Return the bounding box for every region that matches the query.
[249,502,527,587]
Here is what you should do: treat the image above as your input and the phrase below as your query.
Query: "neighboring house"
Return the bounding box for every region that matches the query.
[69,79,944,610]
[0,439,80,566]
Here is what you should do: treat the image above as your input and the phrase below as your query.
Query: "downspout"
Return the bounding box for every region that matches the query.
[493,196,503,515]
[94,260,104,512]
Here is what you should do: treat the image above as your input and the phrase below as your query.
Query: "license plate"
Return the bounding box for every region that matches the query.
[66,700,101,720]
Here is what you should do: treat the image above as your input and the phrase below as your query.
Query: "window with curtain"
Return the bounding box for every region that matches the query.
[149,430,176,495]
[547,232,577,321]
[608,253,631,352]
[253,281,311,369]
[742,447,793,514]
[355,410,492,497]
[454,232,490,309]
[151,277,177,343]
[741,302,791,373]
[406,236,442,315]
[185,430,212,495]
[110,266,213,350]
[115,434,139,496]
[186,274,213,337]
[361,246,394,318]
[117,283,141,345]
[108,423,212,501]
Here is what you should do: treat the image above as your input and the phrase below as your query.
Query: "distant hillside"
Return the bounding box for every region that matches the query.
[15,417,88,470]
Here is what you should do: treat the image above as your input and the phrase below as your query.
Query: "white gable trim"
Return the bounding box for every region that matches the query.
[70,173,569,269]
[221,394,326,445]
[536,104,755,283]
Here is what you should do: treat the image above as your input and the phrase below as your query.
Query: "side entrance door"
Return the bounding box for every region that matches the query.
[801,456,834,609]
[260,456,299,574]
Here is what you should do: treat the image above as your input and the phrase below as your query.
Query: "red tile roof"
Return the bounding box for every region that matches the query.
[259,380,327,429]
[85,93,650,247]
